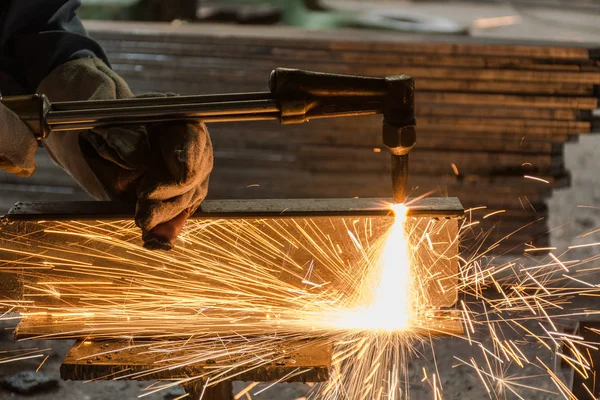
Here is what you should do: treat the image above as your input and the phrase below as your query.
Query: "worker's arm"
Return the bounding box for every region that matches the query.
[0,0,109,93]
[0,1,214,250]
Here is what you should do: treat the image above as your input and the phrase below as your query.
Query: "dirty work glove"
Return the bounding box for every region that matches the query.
[37,58,213,249]
[0,103,38,178]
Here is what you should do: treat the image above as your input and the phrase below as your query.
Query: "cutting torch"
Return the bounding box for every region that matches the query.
[1,68,416,203]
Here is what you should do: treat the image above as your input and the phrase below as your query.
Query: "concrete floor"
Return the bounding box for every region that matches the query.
[2,1,600,399]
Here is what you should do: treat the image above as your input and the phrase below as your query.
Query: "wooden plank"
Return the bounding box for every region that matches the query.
[415,137,560,154]
[417,80,593,96]
[206,118,563,153]
[200,116,572,145]
[329,41,595,61]
[85,21,599,60]
[416,173,568,189]
[105,54,600,86]
[205,167,556,202]
[205,161,562,189]
[58,339,332,383]
[296,146,560,175]
[418,92,598,110]
[466,207,547,219]
[229,123,541,156]
[205,149,561,178]
[200,117,574,151]
[340,53,598,71]
[96,38,600,71]
[418,127,571,142]
[98,43,600,75]
[463,230,550,253]
[418,116,590,132]
[471,220,549,238]
[107,62,597,97]
[418,106,581,121]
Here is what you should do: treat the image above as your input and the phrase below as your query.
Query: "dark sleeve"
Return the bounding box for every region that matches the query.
[0,0,110,93]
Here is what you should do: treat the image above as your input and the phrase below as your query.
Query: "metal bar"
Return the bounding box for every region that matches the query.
[5,198,464,220]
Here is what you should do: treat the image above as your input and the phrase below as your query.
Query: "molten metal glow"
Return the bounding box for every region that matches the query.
[326,204,414,332]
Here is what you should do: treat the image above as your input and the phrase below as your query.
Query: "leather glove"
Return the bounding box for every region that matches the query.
[38,58,213,249]
[0,102,37,178]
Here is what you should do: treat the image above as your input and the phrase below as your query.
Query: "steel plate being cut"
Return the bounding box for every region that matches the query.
[1,198,463,339]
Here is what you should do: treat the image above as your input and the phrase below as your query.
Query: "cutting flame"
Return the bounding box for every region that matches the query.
[367,204,414,330]
[325,204,414,332]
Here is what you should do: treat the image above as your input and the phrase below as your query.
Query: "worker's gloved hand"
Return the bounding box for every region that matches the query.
[0,102,37,177]
[38,58,213,250]
[83,117,213,250]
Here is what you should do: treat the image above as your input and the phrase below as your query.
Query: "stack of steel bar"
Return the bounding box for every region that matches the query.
[2,21,599,252]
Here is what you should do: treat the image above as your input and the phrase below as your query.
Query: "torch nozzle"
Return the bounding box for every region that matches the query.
[392,154,409,204]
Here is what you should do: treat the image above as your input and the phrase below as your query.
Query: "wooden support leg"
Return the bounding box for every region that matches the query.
[182,380,233,400]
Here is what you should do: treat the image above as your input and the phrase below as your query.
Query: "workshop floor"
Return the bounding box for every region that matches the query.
[2,1,600,399]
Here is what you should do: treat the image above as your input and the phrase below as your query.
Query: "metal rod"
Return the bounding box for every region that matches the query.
[49,113,281,132]
[392,154,409,204]
[46,99,280,124]
[51,92,274,111]
[304,109,381,120]
[5,198,464,221]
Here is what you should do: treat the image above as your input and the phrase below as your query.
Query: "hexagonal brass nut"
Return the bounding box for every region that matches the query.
[382,123,416,156]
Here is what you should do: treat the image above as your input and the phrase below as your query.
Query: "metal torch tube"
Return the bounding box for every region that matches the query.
[46,99,280,124]
[49,113,281,132]
[392,154,409,204]
[50,92,274,111]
